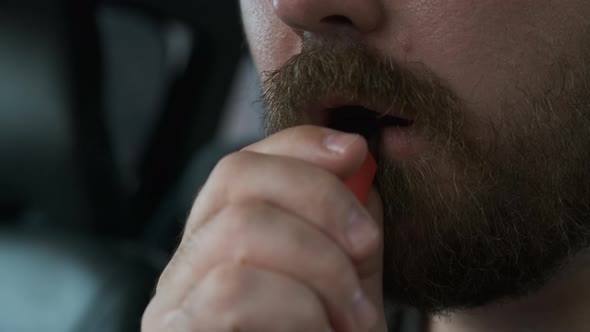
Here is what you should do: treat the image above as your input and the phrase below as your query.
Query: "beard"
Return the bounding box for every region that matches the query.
[261,38,590,315]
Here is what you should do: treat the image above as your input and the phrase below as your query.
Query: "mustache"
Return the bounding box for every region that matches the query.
[261,39,465,142]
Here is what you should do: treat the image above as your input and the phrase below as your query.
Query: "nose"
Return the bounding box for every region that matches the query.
[273,0,383,34]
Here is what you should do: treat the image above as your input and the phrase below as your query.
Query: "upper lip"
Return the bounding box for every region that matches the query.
[303,96,416,126]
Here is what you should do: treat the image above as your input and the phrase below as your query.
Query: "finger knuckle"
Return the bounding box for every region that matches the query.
[296,298,327,327]
[142,299,194,332]
[154,264,173,293]
[219,201,272,236]
[319,251,358,291]
[220,312,249,332]
[204,262,251,312]
[223,200,261,223]
[140,302,160,332]
[199,201,272,269]
[317,173,348,204]
[213,151,253,180]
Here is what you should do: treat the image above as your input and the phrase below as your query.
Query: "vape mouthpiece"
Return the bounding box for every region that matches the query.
[326,106,380,205]
[344,153,377,205]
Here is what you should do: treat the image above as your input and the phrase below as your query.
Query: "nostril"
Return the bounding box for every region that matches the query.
[321,15,354,26]
[273,0,382,34]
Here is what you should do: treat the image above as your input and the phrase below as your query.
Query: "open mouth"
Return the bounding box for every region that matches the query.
[326,105,415,157]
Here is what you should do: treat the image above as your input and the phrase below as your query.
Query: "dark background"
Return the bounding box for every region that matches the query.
[0,0,263,330]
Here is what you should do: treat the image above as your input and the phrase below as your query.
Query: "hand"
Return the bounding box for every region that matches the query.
[142,125,386,332]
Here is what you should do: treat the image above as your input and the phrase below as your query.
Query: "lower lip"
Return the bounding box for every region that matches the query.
[380,125,429,160]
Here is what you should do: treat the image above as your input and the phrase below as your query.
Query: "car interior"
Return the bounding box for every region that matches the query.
[0,0,264,330]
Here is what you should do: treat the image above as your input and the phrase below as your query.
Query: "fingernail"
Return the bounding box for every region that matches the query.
[352,289,377,329]
[323,132,359,154]
[346,207,378,254]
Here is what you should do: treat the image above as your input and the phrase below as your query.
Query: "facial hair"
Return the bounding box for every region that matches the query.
[261,38,590,315]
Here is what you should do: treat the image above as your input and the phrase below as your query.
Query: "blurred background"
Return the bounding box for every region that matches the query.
[0,0,264,330]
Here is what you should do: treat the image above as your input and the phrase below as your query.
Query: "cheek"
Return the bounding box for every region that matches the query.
[240,0,301,74]
[381,1,535,108]
[379,0,588,123]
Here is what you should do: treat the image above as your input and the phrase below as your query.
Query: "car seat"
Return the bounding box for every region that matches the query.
[0,1,161,330]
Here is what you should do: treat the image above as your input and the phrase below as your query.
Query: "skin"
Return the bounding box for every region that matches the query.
[142,0,590,331]
[143,127,388,331]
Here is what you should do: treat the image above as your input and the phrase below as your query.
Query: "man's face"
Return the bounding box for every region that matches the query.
[240,0,590,314]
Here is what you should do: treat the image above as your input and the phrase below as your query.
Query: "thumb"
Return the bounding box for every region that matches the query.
[360,187,387,331]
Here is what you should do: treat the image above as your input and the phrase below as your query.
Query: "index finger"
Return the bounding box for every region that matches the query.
[243,125,369,180]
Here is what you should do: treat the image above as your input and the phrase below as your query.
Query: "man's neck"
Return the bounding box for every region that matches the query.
[429,258,590,332]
